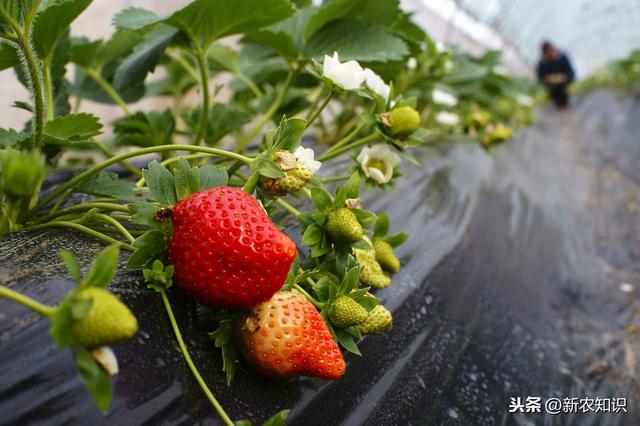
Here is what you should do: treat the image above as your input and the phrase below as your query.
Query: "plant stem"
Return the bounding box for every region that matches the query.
[166,49,201,83]
[193,45,210,146]
[320,175,351,183]
[236,71,262,98]
[94,213,135,244]
[29,145,253,217]
[292,283,323,309]
[85,68,132,116]
[25,221,135,251]
[275,198,301,217]
[159,290,234,426]
[305,91,333,129]
[43,57,54,120]
[0,285,54,317]
[0,4,48,150]
[31,202,129,224]
[236,69,298,152]
[94,143,143,177]
[318,133,378,161]
[328,122,365,153]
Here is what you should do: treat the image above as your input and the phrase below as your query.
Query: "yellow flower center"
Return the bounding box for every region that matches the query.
[366,158,386,174]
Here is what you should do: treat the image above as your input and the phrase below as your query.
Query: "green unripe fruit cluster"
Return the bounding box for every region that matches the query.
[326,208,364,244]
[0,148,45,199]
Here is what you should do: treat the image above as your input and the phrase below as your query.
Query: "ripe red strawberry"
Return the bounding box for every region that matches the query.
[168,187,296,309]
[235,291,346,380]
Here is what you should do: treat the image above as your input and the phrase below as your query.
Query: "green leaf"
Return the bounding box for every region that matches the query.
[113,7,162,30]
[373,211,390,238]
[303,0,357,41]
[385,232,408,248]
[352,208,377,227]
[127,230,167,268]
[45,113,103,140]
[208,43,241,73]
[0,128,28,147]
[32,0,92,60]
[263,410,290,426]
[301,223,322,246]
[81,245,120,288]
[305,19,408,62]
[128,201,160,227]
[0,0,37,26]
[199,165,228,189]
[173,157,200,200]
[351,238,372,250]
[143,161,177,206]
[209,319,238,384]
[310,187,332,211]
[143,259,173,292]
[343,172,360,199]
[334,328,361,355]
[49,301,74,347]
[166,0,294,47]
[59,250,82,285]
[72,345,113,412]
[204,103,252,146]
[0,42,19,71]
[272,117,305,151]
[113,24,178,92]
[113,110,175,148]
[75,172,135,201]
[247,8,313,58]
[252,157,284,179]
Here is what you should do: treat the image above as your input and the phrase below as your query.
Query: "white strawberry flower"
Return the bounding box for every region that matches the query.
[363,68,390,102]
[293,146,321,174]
[432,89,458,106]
[435,41,446,52]
[435,111,460,126]
[407,57,417,70]
[322,52,365,91]
[356,144,401,184]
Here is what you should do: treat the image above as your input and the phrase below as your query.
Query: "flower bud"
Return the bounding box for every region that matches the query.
[0,148,45,199]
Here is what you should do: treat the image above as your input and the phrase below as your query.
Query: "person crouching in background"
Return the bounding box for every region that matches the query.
[537,41,575,109]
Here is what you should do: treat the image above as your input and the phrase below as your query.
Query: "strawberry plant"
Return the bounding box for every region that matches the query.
[0,0,538,424]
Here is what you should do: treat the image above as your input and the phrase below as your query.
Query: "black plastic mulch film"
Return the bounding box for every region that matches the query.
[1,90,639,425]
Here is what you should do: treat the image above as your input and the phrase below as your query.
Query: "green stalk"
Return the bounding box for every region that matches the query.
[0,6,46,149]
[236,69,298,152]
[94,213,135,244]
[0,285,54,317]
[29,145,253,218]
[293,283,323,309]
[160,290,234,426]
[166,50,201,83]
[305,91,333,129]
[236,72,262,98]
[94,143,143,177]
[135,153,214,188]
[85,68,131,116]
[328,122,365,153]
[275,198,301,217]
[25,221,135,251]
[43,57,54,120]
[193,45,210,146]
[31,202,129,224]
[320,175,350,183]
[318,133,378,161]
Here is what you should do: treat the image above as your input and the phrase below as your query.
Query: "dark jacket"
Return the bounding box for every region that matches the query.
[537,53,575,85]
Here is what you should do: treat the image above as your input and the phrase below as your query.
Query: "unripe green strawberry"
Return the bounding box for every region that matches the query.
[353,246,391,288]
[330,296,368,328]
[259,150,313,196]
[357,304,393,335]
[373,239,400,273]
[70,288,138,349]
[386,106,420,138]
[326,208,363,244]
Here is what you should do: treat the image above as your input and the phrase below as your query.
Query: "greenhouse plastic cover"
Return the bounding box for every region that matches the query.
[424,0,640,75]
[1,89,639,425]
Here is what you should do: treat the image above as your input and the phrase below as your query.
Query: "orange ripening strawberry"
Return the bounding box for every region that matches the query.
[235,291,346,380]
[168,187,297,310]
